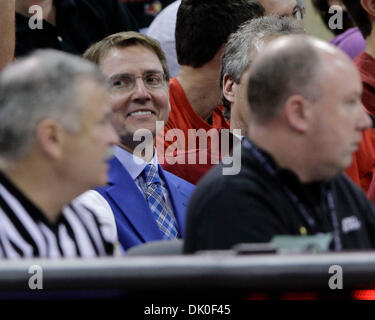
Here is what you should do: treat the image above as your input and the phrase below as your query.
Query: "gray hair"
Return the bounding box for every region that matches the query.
[0,49,106,166]
[247,35,322,123]
[220,16,305,111]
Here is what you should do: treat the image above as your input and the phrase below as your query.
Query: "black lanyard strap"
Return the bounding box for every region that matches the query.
[242,139,342,251]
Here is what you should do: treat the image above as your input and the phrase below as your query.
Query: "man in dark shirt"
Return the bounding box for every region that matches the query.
[184,34,375,253]
[15,0,138,57]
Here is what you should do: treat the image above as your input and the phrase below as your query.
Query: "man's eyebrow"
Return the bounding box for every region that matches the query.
[108,73,131,82]
[108,70,164,81]
[143,69,164,75]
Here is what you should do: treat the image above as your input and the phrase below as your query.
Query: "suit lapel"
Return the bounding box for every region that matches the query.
[159,165,189,237]
[106,158,163,242]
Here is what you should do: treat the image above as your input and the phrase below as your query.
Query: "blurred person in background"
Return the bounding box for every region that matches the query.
[155,0,264,185]
[15,0,138,57]
[156,0,306,185]
[343,0,375,201]
[312,0,366,59]
[148,0,305,78]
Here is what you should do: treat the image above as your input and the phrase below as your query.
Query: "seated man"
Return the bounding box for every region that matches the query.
[83,32,194,251]
[221,16,305,139]
[184,35,375,253]
[157,0,264,154]
[0,50,119,258]
[15,0,138,57]
[158,0,306,185]
[161,15,305,185]
[0,0,15,71]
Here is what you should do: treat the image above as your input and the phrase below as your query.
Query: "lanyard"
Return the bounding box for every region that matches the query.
[242,139,342,251]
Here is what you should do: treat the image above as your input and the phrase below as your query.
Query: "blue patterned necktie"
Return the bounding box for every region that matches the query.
[141,164,179,240]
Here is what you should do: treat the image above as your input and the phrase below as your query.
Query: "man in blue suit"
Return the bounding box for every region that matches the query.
[83,32,194,251]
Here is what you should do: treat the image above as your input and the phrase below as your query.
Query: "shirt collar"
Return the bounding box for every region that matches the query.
[114,145,159,181]
[243,137,330,190]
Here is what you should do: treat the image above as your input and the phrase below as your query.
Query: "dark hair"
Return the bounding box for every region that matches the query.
[247,35,321,123]
[175,0,264,67]
[342,0,372,38]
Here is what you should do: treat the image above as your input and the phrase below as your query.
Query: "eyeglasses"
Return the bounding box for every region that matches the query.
[109,72,167,92]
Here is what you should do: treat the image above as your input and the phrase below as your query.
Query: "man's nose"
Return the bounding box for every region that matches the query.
[132,78,151,101]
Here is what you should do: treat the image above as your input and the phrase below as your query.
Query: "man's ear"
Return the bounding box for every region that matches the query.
[222,74,236,105]
[283,95,311,133]
[35,119,65,159]
[361,0,375,16]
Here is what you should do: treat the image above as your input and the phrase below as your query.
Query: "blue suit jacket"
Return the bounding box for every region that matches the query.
[96,157,195,251]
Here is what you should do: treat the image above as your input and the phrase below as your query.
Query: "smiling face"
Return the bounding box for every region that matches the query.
[99,45,170,151]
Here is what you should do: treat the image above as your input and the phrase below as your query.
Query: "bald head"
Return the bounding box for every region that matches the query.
[247,34,371,181]
[247,34,358,123]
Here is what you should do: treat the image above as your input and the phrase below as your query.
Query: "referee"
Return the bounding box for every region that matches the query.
[0,50,119,258]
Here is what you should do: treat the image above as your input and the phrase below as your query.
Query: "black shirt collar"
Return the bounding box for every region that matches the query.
[242,137,329,202]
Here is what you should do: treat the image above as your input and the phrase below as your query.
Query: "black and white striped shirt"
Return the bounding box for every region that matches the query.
[0,172,116,258]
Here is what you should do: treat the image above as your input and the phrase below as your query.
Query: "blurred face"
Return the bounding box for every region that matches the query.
[308,55,372,178]
[61,79,119,188]
[100,45,170,151]
[258,0,304,19]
